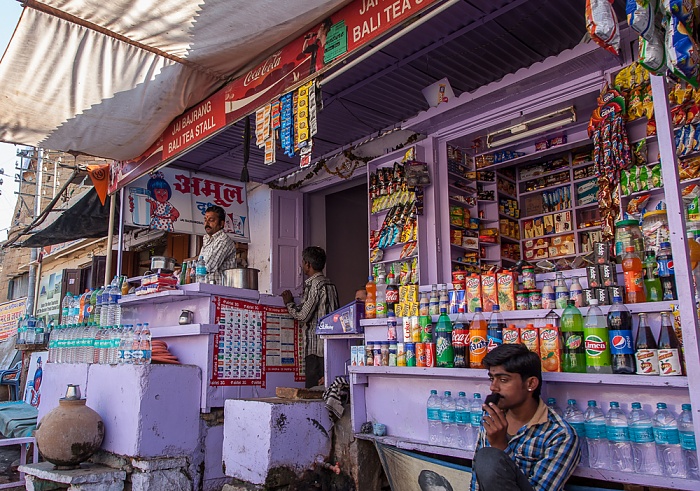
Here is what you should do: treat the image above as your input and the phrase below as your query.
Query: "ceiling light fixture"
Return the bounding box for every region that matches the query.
[487,106,576,148]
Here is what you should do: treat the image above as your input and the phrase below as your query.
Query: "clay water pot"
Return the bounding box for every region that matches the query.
[35,385,105,469]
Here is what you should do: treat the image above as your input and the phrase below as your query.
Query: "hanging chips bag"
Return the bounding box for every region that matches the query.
[633,139,648,165]
[661,0,695,28]
[628,0,657,40]
[665,14,700,87]
[587,0,621,55]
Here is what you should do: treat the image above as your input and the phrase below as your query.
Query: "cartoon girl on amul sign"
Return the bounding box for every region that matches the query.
[146,171,180,231]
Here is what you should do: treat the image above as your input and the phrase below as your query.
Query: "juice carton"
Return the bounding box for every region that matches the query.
[539,324,562,372]
[465,274,482,313]
[502,324,520,344]
[481,272,497,312]
[520,324,539,353]
[496,271,516,311]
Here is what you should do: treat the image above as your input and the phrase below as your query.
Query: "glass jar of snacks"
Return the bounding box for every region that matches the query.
[614,219,645,260]
[641,210,670,255]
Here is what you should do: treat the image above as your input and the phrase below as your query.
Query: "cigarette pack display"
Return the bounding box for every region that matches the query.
[316,301,365,334]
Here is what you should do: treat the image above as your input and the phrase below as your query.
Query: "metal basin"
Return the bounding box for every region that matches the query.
[222,268,260,290]
[150,256,176,272]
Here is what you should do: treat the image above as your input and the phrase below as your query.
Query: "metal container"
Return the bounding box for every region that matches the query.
[150,256,176,272]
[222,268,259,290]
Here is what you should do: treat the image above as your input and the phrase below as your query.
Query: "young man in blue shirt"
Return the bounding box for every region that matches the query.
[470,343,580,491]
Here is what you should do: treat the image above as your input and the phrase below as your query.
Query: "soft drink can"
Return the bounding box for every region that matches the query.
[419,315,432,343]
[402,317,412,343]
[449,290,465,313]
[397,343,406,366]
[416,342,426,367]
[365,344,373,366]
[411,316,422,342]
[425,343,436,367]
[503,325,520,344]
[405,343,416,366]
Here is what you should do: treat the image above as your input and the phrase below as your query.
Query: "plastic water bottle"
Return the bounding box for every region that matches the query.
[547,397,563,417]
[112,281,122,328]
[118,325,133,364]
[92,286,103,325]
[606,402,634,472]
[132,324,143,364]
[441,391,457,447]
[99,284,111,327]
[628,402,662,476]
[564,399,588,467]
[140,323,151,364]
[679,404,699,480]
[61,293,72,324]
[469,393,483,450]
[653,402,687,478]
[585,400,611,469]
[70,295,80,325]
[427,390,442,445]
[455,391,469,450]
[196,256,207,283]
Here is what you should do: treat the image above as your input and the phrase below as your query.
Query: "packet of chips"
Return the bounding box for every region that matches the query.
[639,25,667,75]
[587,0,621,55]
[627,194,651,218]
[650,163,663,188]
[621,168,631,195]
[647,117,657,136]
[629,166,640,193]
[633,139,648,166]
[665,14,700,88]
[679,155,700,180]
[637,165,650,191]
[628,0,656,40]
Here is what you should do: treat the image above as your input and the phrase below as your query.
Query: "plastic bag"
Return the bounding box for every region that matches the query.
[665,14,700,87]
[587,0,621,55]
[627,0,657,41]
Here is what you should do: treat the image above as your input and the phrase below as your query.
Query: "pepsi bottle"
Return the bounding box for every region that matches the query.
[607,297,635,374]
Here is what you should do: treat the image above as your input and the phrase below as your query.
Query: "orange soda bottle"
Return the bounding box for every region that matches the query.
[468,307,488,368]
[365,275,377,319]
[622,246,646,303]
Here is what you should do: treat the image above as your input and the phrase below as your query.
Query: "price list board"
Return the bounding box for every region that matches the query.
[211,298,265,387]
[264,305,298,373]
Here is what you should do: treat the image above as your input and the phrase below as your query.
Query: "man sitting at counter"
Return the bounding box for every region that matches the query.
[282,246,339,388]
[200,205,237,285]
[471,343,580,491]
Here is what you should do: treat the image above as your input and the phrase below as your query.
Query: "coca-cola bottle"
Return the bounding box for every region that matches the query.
[386,268,399,315]
[452,312,469,368]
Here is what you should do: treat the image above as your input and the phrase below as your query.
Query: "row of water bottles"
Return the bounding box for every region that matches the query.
[564,398,698,479]
[61,276,123,328]
[426,390,485,450]
[48,323,151,365]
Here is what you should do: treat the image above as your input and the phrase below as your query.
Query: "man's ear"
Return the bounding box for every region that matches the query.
[526,376,539,394]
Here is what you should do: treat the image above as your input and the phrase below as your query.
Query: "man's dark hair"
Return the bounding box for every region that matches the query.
[302,246,326,272]
[418,469,453,491]
[483,343,542,399]
[205,205,226,224]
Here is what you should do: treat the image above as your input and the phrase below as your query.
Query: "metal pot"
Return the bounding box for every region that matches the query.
[150,256,176,272]
[222,268,259,290]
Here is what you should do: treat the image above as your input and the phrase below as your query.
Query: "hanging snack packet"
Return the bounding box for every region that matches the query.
[629,165,640,193]
[633,139,648,165]
[627,193,651,218]
[639,26,667,75]
[587,0,621,55]
[628,0,657,40]
[662,0,694,28]
[665,15,700,88]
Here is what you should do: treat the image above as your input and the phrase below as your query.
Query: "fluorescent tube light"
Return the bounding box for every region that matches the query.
[487,106,576,148]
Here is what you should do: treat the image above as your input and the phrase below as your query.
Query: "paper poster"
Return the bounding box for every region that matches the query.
[36,271,63,324]
[0,298,26,341]
[125,167,250,241]
[264,306,297,372]
[24,351,47,408]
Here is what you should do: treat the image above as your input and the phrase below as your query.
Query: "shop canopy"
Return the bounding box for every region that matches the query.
[0,0,627,185]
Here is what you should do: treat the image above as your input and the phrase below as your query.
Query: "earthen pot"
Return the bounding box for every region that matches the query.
[35,388,105,469]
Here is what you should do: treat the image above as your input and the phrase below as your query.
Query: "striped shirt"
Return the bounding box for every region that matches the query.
[470,399,581,491]
[285,272,339,358]
[200,229,237,285]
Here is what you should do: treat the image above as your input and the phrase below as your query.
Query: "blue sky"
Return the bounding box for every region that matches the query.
[0,1,26,241]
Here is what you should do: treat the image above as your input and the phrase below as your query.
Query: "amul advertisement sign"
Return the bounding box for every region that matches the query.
[124,167,250,242]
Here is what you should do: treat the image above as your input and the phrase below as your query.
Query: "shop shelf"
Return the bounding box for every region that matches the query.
[577,225,602,232]
[447,170,473,181]
[520,207,573,222]
[572,467,698,490]
[500,236,519,244]
[497,190,518,200]
[448,198,475,208]
[372,254,417,265]
[496,173,516,184]
[519,165,572,183]
[542,371,687,388]
[549,300,676,318]
[477,199,496,204]
[473,136,591,171]
[575,202,598,210]
[450,243,477,252]
[479,241,499,247]
[350,365,488,379]
[519,181,572,197]
[499,213,519,220]
[501,257,518,264]
[150,324,220,338]
[572,160,595,169]
[573,175,597,184]
[449,184,477,195]
[354,433,474,460]
[521,230,576,241]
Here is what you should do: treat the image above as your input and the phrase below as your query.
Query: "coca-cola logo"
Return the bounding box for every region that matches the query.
[243,52,283,87]
[452,330,470,345]
[386,291,399,302]
[487,338,501,352]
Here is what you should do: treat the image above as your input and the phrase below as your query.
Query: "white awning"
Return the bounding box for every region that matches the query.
[0,0,350,161]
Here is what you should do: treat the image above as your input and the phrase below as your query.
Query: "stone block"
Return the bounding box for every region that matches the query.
[25,475,64,491]
[222,399,332,485]
[130,456,187,471]
[131,468,192,491]
[19,462,126,484]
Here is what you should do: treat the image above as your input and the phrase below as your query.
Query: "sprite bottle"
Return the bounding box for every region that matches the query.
[561,300,586,373]
[435,308,454,368]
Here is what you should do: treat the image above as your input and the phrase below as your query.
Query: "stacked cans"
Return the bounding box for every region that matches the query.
[398,315,437,367]
[585,242,624,306]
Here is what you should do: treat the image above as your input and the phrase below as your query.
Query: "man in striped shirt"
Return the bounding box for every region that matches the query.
[470,344,580,491]
[282,246,338,388]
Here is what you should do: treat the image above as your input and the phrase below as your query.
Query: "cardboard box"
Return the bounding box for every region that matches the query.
[316,301,365,334]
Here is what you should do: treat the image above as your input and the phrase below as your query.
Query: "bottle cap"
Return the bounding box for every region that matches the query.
[493,305,500,311]
[589,299,599,305]
[588,400,596,406]
[631,402,641,409]
[444,391,451,396]
[625,246,635,252]
[475,307,483,312]
[547,398,556,405]
[613,296,622,303]
[610,401,619,408]
[459,391,466,397]
[682,403,692,411]
[473,393,481,398]
[567,399,576,405]
[657,402,667,409]
[430,389,437,394]
[660,242,671,248]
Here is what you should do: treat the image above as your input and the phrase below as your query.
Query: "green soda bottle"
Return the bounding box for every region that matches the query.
[435,308,454,368]
[561,300,586,373]
[643,250,662,302]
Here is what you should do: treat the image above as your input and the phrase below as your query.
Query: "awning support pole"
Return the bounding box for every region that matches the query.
[116,187,125,277]
[104,193,117,286]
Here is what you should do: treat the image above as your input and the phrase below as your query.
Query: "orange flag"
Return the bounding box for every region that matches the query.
[87,163,110,205]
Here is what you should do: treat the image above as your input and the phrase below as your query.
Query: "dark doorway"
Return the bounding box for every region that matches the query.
[325,184,368,305]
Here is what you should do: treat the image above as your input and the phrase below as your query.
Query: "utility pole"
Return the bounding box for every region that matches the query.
[26,147,42,316]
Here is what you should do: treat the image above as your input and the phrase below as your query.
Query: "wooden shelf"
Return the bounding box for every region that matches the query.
[521,230,575,241]
[519,165,571,182]
[520,181,571,197]
[521,207,573,221]
[473,136,591,170]
[501,236,519,244]
[372,254,417,265]
[497,190,518,200]
[499,213,519,220]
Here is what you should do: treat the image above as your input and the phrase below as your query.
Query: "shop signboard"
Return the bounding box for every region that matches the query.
[36,270,63,323]
[123,167,250,242]
[0,298,26,340]
[109,0,440,192]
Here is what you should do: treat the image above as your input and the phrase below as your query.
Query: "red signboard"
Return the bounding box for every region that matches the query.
[109,0,439,192]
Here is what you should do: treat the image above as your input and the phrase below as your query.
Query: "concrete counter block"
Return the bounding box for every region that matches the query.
[222,398,332,486]
[86,364,201,458]
[39,363,90,421]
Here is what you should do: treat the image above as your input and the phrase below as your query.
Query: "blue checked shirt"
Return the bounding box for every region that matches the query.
[470,399,581,491]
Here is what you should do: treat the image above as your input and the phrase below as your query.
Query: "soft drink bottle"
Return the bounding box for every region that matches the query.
[547,397,563,417]
[451,312,469,368]
[468,393,483,450]
[555,272,570,309]
[426,390,442,445]
[564,399,588,467]
[541,280,556,309]
[634,313,659,375]
[438,284,449,313]
[386,269,399,314]
[585,400,611,469]
[653,402,687,478]
[622,246,646,303]
[608,296,635,374]
[657,242,677,301]
[486,305,505,353]
[628,402,662,475]
[376,272,387,319]
[584,299,612,373]
[365,276,376,319]
[428,285,439,316]
[658,312,682,376]
[61,293,72,324]
[196,255,207,283]
[469,309,487,369]
[643,250,663,302]
[679,404,699,480]
[561,300,585,373]
[606,401,634,472]
[570,277,584,307]
[419,292,429,316]
[455,392,470,449]
[435,309,454,368]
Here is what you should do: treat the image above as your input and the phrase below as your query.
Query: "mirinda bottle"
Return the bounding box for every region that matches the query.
[365,275,377,319]
[622,247,646,303]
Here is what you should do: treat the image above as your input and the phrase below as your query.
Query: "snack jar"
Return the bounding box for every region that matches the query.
[641,210,670,255]
[614,219,645,260]
[516,290,529,310]
[528,289,542,310]
[522,266,536,290]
